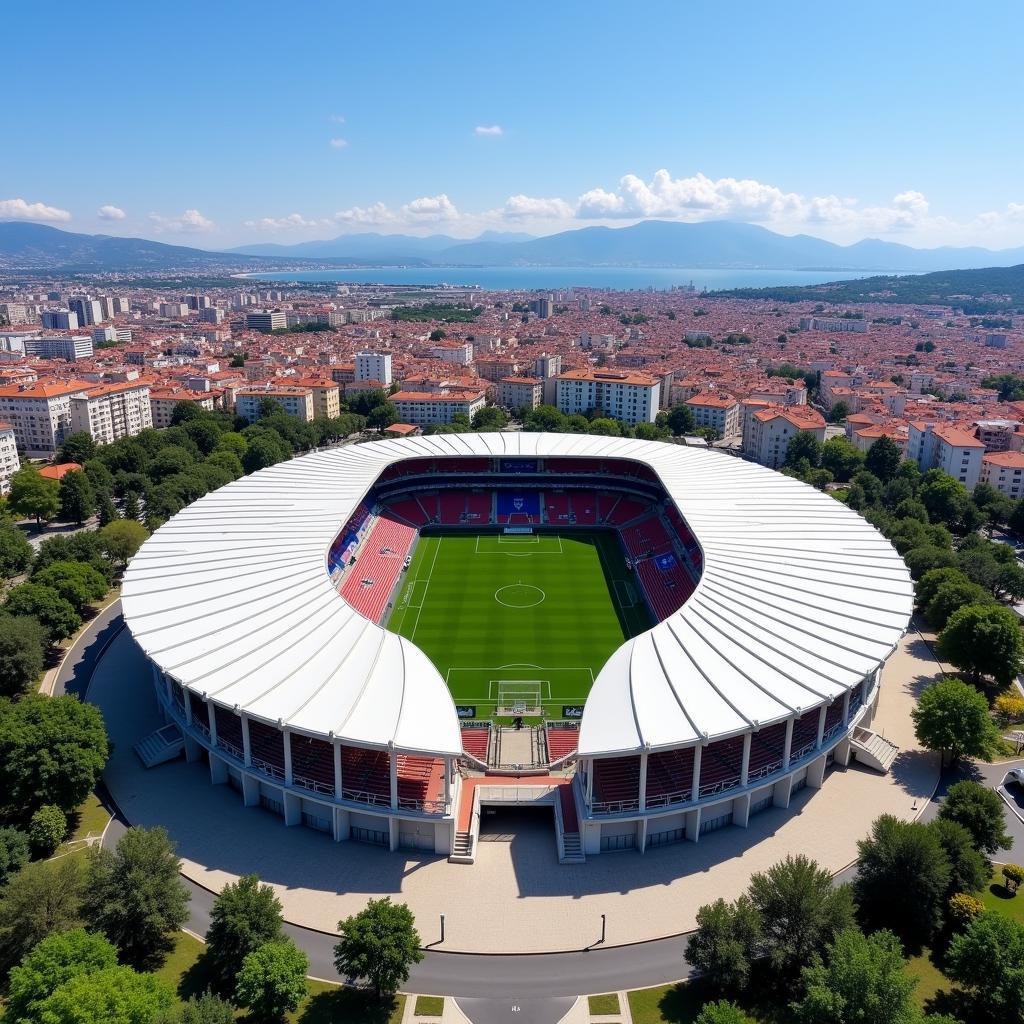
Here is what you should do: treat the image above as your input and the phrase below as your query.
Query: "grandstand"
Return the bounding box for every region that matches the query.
[123,433,913,861]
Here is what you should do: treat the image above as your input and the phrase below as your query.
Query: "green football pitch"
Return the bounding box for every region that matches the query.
[386,531,652,720]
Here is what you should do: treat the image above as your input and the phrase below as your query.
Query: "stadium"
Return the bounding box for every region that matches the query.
[122,433,914,861]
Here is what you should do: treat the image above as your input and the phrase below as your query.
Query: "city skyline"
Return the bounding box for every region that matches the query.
[3,0,1024,249]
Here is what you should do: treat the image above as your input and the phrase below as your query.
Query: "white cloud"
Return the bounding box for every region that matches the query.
[329,137,349,149]
[500,194,574,220]
[149,208,215,233]
[402,194,459,221]
[474,124,503,137]
[96,204,126,221]
[331,194,460,227]
[0,197,71,222]
[328,114,346,124]
[244,213,323,231]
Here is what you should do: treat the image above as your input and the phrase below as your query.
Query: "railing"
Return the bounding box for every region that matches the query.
[293,774,335,796]
[341,787,392,808]
[822,722,844,744]
[216,738,243,762]
[590,797,640,815]
[790,739,818,764]
[397,796,450,815]
[698,774,742,800]
[192,719,210,741]
[251,757,285,781]
[644,788,690,809]
[748,759,783,782]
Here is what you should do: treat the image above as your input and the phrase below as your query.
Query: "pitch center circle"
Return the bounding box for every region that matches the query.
[494,583,546,608]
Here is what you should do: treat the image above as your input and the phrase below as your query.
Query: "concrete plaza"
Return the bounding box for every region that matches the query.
[92,629,940,954]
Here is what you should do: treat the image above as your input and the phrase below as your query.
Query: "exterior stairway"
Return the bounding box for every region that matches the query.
[134,723,185,768]
[451,831,474,862]
[561,831,584,863]
[851,726,899,773]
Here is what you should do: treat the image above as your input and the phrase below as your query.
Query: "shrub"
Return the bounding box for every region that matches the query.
[948,892,985,929]
[994,693,1024,723]
[28,805,67,857]
[1002,863,1024,894]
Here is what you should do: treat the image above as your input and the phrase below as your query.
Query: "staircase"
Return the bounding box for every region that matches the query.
[561,831,584,863]
[451,831,474,863]
[851,727,899,773]
[133,723,185,768]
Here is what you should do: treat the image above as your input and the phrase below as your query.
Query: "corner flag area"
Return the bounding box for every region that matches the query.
[386,531,652,720]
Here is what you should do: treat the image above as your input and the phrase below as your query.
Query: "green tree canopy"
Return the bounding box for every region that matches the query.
[911,677,1000,764]
[820,436,864,482]
[33,561,108,614]
[28,804,67,858]
[903,546,959,581]
[82,826,190,969]
[685,896,761,994]
[234,939,309,1020]
[9,468,60,530]
[0,615,47,697]
[471,406,508,430]
[333,897,423,1000]
[57,432,97,465]
[204,873,284,996]
[0,694,107,820]
[57,471,95,525]
[0,521,34,579]
[915,567,969,610]
[929,818,989,899]
[938,780,1012,856]
[784,432,823,470]
[694,1000,754,1024]
[936,603,1024,686]
[923,579,993,629]
[865,436,902,483]
[0,825,29,886]
[178,991,236,1024]
[944,911,1024,1024]
[34,964,174,1024]
[3,583,80,643]
[97,520,149,569]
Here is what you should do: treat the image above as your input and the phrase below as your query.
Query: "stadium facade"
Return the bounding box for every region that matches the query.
[122,434,913,859]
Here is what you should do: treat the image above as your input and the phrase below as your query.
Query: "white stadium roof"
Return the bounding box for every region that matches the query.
[121,433,914,760]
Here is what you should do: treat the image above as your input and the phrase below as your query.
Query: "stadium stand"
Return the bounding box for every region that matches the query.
[460,725,491,762]
[636,555,695,620]
[748,721,788,779]
[465,491,491,522]
[543,491,572,524]
[188,690,208,729]
[606,496,652,527]
[790,713,821,761]
[249,719,286,779]
[570,491,599,525]
[291,735,335,793]
[213,705,244,759]
[545,722,580,763]
[592,755,641,809]
[646,746,695,805]
[397,755,447,810]
[823,699,845,739]
[698,736,744,797]
[559,783,579,834]
[340,512,417,623]
[382,496,431,527]
[439,491,467,525]
[340,745,391,805]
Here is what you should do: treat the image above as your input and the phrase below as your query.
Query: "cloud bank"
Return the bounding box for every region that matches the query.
[0,198,71,222]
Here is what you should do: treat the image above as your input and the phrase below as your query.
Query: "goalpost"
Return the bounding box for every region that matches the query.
[495,681,544,717]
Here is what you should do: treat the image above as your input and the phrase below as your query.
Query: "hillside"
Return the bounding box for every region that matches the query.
[711,264,1024,313]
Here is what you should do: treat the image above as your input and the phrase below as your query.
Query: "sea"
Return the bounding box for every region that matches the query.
[240,266,891,292]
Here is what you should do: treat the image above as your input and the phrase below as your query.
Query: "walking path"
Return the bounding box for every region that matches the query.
[88,626,940,954]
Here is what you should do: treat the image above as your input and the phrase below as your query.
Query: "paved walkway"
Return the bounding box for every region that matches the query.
[90,626,940,954]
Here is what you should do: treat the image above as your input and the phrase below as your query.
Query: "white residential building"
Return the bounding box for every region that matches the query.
[496,376,543,411]
[23,335,94,360]
[69,382,152,445]
[0,379,90,456]
[907,421,985,490]
[685,392,740,438]
[555,369,660,425]
[429,343,473,365]
[391,389,486,426]
[149,389,216,429]
[744,405,827,469]
[0,423,20,493]
[355,351,393,385]
[245,310,287,332]
[980,451,1024,498]
[236,386,314,423]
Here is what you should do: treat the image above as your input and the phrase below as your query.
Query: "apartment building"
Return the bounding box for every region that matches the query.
[149,389,216,429]
[496,376,543,412]
[980,451,1024,498]
[685,392,740,438]
[245,311,287,332]
[391,389,486,426]
[355,351,393,385]
[0,423,20,494]
[907,421,985,490]
[555,368,660,425]
[799,316,869,333]
[475,357,520,382]
[0,380,90,456]
[41,310,79,331]
[236,386,314,423]
[429,343,473,365]
[973,419,1021,452]
[534,353,562,405]
[744,405,827,469]
[23,335,94,361]
[69,382,152,445]
[289,377,341,419]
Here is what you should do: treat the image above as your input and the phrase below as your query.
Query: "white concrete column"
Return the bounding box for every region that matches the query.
[389,747,399,810]
[842,689,851,725]
[283,790,301,826]
[691,744,703,802]
[183,692,193,725]
[782,718,794,769]
[638,750,648,811]
[585,760,594,806]
[685,807,701,843]
[740,733,751,788]
[209,751,227,785]
[241,771,260,807]
[807,753,827,789]
[333,740,343,799]
[773,774,793,809]
[816,705,827,747]
[443,757,451,808]
[283,729,293,786]
[207,702,217,745]
[241,715,251,766]
[733,791,751,828]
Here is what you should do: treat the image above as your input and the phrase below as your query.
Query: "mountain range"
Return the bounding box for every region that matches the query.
[4,219,1024,276]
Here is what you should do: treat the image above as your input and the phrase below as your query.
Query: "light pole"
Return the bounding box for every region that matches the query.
[440,912,446,944]
[599,913,606,945]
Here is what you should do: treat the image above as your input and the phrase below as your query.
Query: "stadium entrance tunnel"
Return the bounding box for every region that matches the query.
[478,804,554,843]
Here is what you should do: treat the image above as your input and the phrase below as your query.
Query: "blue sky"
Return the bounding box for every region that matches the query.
[3,0,1023,247]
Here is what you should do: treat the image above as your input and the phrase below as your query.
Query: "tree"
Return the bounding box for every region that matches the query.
[911,677,1000,764]
[791,928,920,1024]
[938,780,1011,856]
[82,826,190,969]
[9,468,60,531]
[96,521,149,570]
[865,436,902,483]
[178,992,236,1024]
[685,896,761,994]
[333,897,423,1000]
[95,493,118,528]
[242,434,288,474]
[929,818,989,899]
[5,927,118,1024]
[944,911,1024,1023]
[57,471,95,525]
[694,1001,754,1024]
[903,546,958,581]
[4,583,80,643]
[0,825,29,886]
[997,561,1024,601]
[916,567,969,610]
[747,855,854,985]
[784,432,822,470]
[854,815,951,949]
[28,804,67,858]
[827,400,850,423]
[0,694,108,820]
[472,406,507,430]
[57,432,97,465]
[936,603,1024,686]
[0,521,34,579]
[33,964,175,1024]
[34,561,108,614]
[1003,864,1024,893]
[366,402,398,431]
[920,473,972,532]
[923,579,993,630]
[204,874,284,996]
[0,858,85,975]
[0,616,47,697]
[234,939,308,1020]
[820,437,864,482]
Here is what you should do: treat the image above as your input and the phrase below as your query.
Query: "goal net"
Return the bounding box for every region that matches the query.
[495,681,544,716]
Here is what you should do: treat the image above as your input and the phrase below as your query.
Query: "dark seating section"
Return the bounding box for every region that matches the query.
[291,735,335,790]
[619,513,671,557]
[171,681,186,715]
[791,712,820,759]
[339,511,417,622]
[592,755,641,808]
[464,492,491,521]
[559,783,579,834]
[636,558,694,620]
[188,690,208,728]
[383,497,430,527]
[214,705,243,754]
[646,746,695,802]
[603,496,650,526]
[545,722,580,762]
[571,490,599,525]
[748,721,788,778]
[460,725,491,761]
[544,491,572,524]
[698,735,744,796]
[249,719,285,775]
[396,754,445,809]
[824,699,845,736]
[438,492,466,524]
[340,745,391,803]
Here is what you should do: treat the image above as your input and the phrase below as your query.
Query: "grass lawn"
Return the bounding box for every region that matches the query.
[981,868,1024,923]
[387,530,650,719]
[628,980,764,1024]
[414,994,445,1015]
[588,992,621,1014]
[67,791,111,843]
[904,950,951,1009]
[154,932,405,1023]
